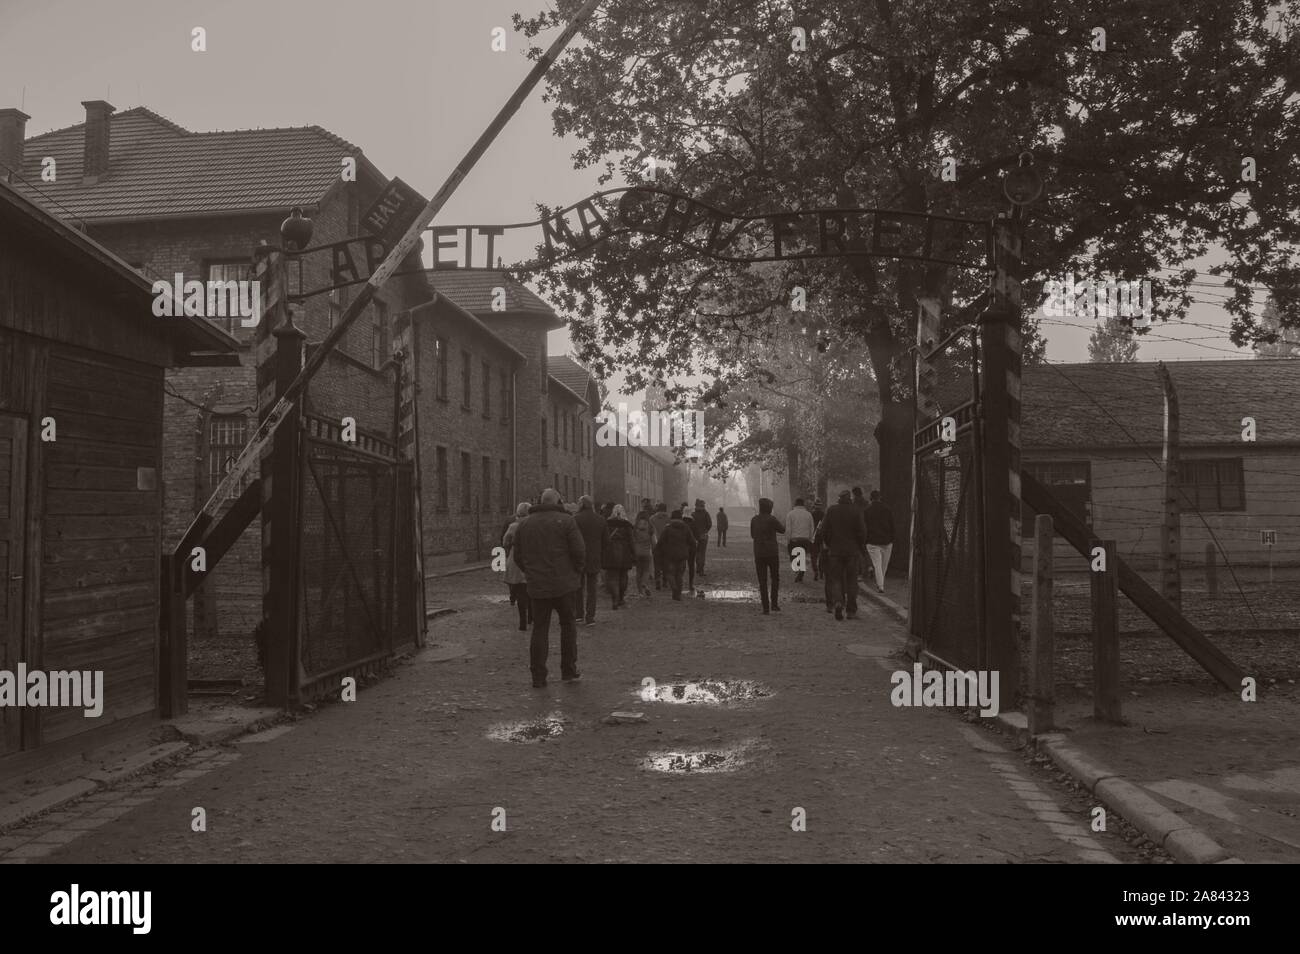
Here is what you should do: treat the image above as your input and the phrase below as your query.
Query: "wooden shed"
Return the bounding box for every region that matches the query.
[0,180,236,766]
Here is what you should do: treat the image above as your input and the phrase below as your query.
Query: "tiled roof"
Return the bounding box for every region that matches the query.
[1021,359,1300,449]
[0,178,237,357]
[12,107,364,220]
[547,354,597,402]
[425,270,562,325]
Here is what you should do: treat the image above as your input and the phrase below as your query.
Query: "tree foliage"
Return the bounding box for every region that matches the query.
[516,0,1299,489]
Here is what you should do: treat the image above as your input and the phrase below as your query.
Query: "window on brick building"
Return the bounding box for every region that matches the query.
[541,418,547,466]
[461,352,472,409]
[207,413,248,497]
[435,447,448,510]
[500,460,510,512]
[461,452,472,511]
[481,456,491,512]
[370,301,388,371]
[434,337,448,400]
[500,375,510,424]
[552,402,559,446]
[204,260,254,337]
[1182,458,1246,512]
[482,362,491,418]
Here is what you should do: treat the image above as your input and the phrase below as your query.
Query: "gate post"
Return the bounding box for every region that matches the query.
[1091,538,1122,723]
[980,211,1025,705]
[1029,513,1054,734]
[265,318,305,706]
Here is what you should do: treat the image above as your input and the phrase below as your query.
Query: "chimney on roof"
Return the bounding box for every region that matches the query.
[81,99,114,184]
[0,108,29,178]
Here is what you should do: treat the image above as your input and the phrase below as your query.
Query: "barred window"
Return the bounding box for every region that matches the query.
[204,261,253,337]
[1182,458,1245,512]
[208,414,248,497]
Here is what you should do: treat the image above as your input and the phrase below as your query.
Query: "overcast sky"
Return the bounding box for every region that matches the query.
[0,0,1260,390]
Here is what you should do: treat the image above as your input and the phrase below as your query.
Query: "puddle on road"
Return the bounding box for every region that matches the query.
[703,588,758,601]
[641,679,772,705]
[487,712,566,743]
[642,740,760,774]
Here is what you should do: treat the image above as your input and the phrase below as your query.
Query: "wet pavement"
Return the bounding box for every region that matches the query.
[4,545,1154,864]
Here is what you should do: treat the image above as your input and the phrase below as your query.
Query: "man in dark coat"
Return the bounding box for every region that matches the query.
[649,503,670,589]
[572,495,608,625]
[822,489,867,620]
[851,486,870,581]
[513,488,586,687]
[750,497,786,613]
[691,499,713,577]
[716,507,729,547]
[681,508,700,593]
[657,510,696,600]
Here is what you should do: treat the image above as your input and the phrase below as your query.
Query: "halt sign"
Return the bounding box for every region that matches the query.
[362,177,427,246]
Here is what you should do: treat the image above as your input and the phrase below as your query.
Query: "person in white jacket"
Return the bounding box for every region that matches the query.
[784,498,816,583]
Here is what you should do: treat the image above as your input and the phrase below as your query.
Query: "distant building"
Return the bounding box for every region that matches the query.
[1021,359,1300,569]
[594,439,665,515]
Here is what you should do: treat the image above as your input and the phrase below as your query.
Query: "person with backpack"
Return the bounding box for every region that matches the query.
[716,507,729,547]
[502,501,533,631]
[603,504,636,609]
[631,509,657,597]
[691,500,713,577]
[657,509,696,600]
[649,503,670,589]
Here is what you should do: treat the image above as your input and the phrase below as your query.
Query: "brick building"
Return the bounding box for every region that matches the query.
[1020,359,1300,570]
[545,354,600,504]
[4,101,436,656]
[594,440,666,515]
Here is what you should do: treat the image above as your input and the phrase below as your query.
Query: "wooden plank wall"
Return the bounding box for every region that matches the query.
[40,347,163,743]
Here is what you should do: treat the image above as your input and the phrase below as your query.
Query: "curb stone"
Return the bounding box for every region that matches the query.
[990,711,1233,864]
[0,709,286,834]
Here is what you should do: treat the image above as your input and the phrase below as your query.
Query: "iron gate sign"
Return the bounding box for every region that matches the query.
[284,188,995,300]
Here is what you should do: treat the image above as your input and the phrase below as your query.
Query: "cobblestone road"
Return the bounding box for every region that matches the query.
[5,545,1149,863]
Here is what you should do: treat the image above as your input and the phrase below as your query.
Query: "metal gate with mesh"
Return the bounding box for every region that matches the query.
[912,328,986,671]
[297,415,414,693]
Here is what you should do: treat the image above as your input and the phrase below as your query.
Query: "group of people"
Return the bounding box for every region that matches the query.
[749,487,896,621]
[498,484,896,686]
[499,490,728,686]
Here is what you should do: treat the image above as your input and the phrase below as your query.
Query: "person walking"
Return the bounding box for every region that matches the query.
[851,486,870,581]
[502,502,533,631]
[572,495,607,626]
[657,509,696,600]
[691,500,713,577]
[512,488,585,687]
[603,504,635,609]
[750,497,785,613]
[681,507,699,594]
[811,517,832,613]
[810,498,826,581]
[631,508,657,597]
[823,489,866,620]
[864,490,896,594]
[716,507,728,547]
[784,497,815,583]
[649,503,670,589]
